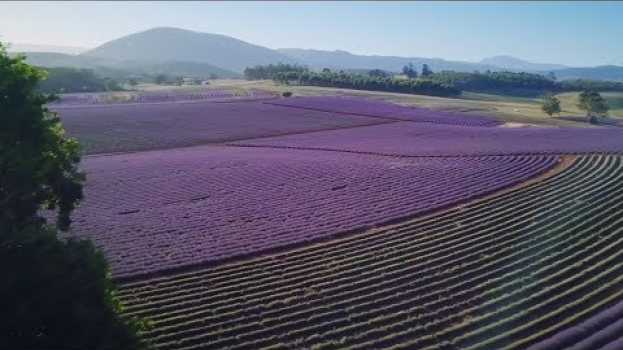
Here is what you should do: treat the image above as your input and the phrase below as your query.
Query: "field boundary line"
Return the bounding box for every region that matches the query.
[262,100,501,127]
[81,119,398,159]
[226,143,623,159]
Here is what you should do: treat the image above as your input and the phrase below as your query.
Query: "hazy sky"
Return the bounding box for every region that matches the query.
[1,1,622,66]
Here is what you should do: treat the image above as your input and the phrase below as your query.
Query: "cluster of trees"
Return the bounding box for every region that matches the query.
[246,63,623,99]
[246,65,459,97]
[401,63,433,79]
[244,63,307,80]
[36,67,122,93]
[276,69,459,97]
[1,44,149,348]
[558,79,623,93]
[541,90,610,123]
[429,70,623,96]
[429,70,559,96]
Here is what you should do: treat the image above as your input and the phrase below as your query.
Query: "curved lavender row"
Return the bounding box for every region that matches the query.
[70,146,558,278]
[54,101,387,155]
[232,122,623,157]
[527,299,623,350]
[600,337,623,350]
[264,96,500,127]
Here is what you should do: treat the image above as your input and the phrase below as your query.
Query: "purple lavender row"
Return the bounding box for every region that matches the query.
[233,121,623,157]
[70,146,557,278]
[600,337,623,350]
[527,299,623,350]
[54,101,386,154]
[264,96,500,127]
[50,89,276,106]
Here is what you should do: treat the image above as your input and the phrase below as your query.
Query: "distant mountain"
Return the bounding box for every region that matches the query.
[11,27,623,82]
[480,55,568,72]
[83,27,295,72]
[278,48,499,73]
[17,52,241,79]
[551,65,623,82]
[7,43,88,55]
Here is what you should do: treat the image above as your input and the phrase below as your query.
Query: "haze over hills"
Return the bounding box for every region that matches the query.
[277,48,501,73]
[83,27,296,73]
[7,43,87,55]
[478,55,568,72]
[8,27,623,81]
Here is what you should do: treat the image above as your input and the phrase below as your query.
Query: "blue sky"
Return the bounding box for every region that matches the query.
[1,1,622,66]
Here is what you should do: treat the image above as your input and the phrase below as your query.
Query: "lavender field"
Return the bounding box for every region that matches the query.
[56,92,623,349]
[234,121,623,156]
[55,100,388,154]
[265,95,500,126]
[50,88,276,106]
[72,146,556,277]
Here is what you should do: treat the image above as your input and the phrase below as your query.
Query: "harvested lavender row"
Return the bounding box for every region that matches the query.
[54,101,388,154]
[50,89,276,106]
[233,121,623,157]
[265,95,499,126]
[527,299,623,350]
[70,146,558,278]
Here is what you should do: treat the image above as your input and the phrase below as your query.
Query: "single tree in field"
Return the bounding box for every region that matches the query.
[0,43,149,349]
[402,63,417,79]
[368,69,388,78]
[547,71,557,81]
[421,64,433,77]
[541,93,561,117]
[577,90,609,123]
[154,73,168,84]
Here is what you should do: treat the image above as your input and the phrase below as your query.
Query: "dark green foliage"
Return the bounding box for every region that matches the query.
[559,79,623,92]
[154,74,168,84]
[0,226,149,350]
[282,91,293,97]
[1,47,84,231]
[244,63,307,80]
[541,93,561,116]
[430,70,559,96]
[245,64,458,97]
[402,63,418,79]
[277,69,459,97]
[368,69,389,78]
[430,71,623,96]
[578,90,609,122]
[421,63,433,77]
[36,67,121,93]
[0,43,148,349]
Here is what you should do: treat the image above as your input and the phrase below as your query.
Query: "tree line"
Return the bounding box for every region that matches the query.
[244,64,460,97]
[244,63,623,98]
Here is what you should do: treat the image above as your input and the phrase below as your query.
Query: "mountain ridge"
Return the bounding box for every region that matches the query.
[9,27,623,81]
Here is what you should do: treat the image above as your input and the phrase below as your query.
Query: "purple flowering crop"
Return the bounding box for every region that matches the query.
[70,146,557,278]
[233,121,623,157]
[53,101,389,154]
[264,96,499,126]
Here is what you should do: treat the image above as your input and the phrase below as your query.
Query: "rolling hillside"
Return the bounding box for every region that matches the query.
[83,27,296,72]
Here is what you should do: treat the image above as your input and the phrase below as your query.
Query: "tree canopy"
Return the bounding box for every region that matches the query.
[578,90,609,122]
[541,93,561,116]
[0,42,148,350]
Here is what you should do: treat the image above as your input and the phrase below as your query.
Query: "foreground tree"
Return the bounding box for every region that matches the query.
[541,93,561,116]
[0,43,148,349]
[578,90,609,123]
